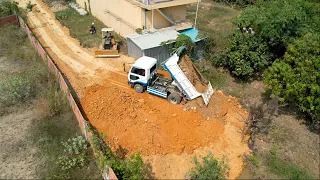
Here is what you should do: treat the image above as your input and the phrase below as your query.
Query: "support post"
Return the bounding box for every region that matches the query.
[194,0,200,29]
[152,6,154,32]
[144,9,147,30]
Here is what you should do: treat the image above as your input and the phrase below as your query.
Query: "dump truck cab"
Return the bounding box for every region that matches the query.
[128,56,157,92]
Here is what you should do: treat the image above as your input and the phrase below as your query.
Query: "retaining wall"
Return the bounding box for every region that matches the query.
[0,15,18,26]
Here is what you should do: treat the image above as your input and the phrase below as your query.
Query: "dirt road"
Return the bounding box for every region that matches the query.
[18,0,250,178]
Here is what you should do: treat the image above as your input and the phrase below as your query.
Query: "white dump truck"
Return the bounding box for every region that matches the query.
[127,47,214,105]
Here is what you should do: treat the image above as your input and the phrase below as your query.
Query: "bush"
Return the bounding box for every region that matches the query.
[88,127,149,179]
[187,153,228,180]
[0,0,19,17]
[213,31,272,77]
[264,33,320,128]
[161,34,196,58]
[47,78,69,116]
[55,10,71,20]
[58,136,90,172]
[235,0,317,57]
[108,153,148,180]
[211,0,260,7]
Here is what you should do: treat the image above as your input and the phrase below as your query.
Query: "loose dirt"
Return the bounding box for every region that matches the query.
[178,54,207,93]
[18,0,250,178]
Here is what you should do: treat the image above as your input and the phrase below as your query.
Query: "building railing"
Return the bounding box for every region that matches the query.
[140,0,175,5]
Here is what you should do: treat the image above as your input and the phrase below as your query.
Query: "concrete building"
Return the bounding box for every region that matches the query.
[75,0,198,36]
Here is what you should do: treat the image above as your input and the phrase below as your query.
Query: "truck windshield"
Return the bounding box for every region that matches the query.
[131,67,145,76]
[150,64,156,74]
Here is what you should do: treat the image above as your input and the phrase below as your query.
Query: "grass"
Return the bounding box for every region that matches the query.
[0,25,101,178]
[54,7,105,48]
[51,5,127,53]
[268,150,313,179]
[187,0,240,52]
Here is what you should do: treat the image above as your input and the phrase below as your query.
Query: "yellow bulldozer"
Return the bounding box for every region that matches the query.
[94,28,120,58]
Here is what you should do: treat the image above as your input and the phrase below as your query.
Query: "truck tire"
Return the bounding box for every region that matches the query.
[167,93,182,104]
[134,84,144,93]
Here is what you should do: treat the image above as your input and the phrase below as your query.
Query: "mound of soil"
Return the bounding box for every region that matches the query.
[178,54,208,93]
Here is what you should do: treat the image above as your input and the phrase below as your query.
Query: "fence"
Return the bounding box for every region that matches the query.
[1,15,117,180]
[0,15,18,26]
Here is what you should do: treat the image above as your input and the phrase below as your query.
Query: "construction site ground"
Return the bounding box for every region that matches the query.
[18,0,250,178]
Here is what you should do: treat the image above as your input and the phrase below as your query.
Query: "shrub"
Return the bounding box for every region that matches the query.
[161,34,195,57]
[264,33,320,128]
[57,136,89,171]
[87,127,149,179]
[46,78,69,116]
[26,1,35,12]
[211,0,260,7]
[0,1,19,17]
[235,0,317,57]
[213,31,272,77]
[55,10,71,20]
[187,153,228,180]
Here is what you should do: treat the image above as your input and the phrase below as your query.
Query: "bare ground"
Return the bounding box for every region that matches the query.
[0,106,39,179]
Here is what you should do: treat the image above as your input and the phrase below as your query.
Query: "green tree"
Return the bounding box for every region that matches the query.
[213,31,272,77]
[264,33,320,127]
[235,0,317,56]
[188,153,228,180]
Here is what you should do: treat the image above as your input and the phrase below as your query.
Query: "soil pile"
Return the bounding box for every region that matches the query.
[178,54,208,93]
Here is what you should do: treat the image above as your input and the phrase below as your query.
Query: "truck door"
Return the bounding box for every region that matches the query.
[129,67,147,85]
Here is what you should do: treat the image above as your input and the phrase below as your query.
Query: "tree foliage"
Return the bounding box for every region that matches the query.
[213,31,272,77]
[214,0,319,78]
[211,0,260,7]
[235,0,313,54]
[188,153,228,180]
[264,33,320,127]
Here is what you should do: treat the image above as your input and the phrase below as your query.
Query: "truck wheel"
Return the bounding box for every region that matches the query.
[167,93,182,104]
[134,84,144,93]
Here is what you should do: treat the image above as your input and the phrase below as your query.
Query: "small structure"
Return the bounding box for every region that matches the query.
[126,29,179,64]
[127,28,205,63]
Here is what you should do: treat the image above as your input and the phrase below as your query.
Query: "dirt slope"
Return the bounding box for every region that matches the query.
[18,0,250,178]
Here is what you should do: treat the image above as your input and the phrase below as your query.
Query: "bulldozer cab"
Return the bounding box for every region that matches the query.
[95,28,120,58]
[101,28,114,39]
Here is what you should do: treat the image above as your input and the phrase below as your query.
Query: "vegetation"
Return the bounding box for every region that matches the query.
[213,31,272,77]
[267,149,313,179]
[0,0,19,17]
[0,25,101,178]
[54,6,127,53]
[54,7,104,48]
[210,0,260,7]
[58,136,90,171]
[187,153,228,180]
[264,33,320,128]
[214,0,319,78]
[188,1,319,178]
[161,34,195,57]
[208,0,320,127]
[88,127,150,179]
